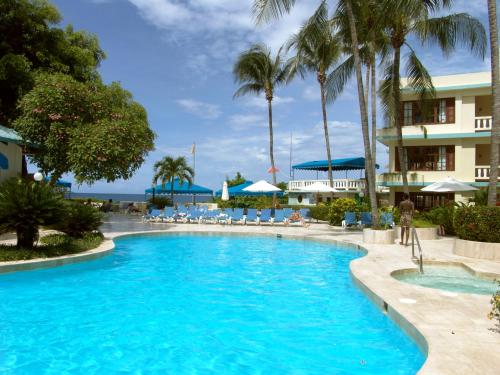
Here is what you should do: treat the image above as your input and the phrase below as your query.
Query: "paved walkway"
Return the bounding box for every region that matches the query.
[2,214,500,374]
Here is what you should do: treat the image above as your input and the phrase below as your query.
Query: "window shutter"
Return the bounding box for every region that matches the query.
[446,145,455,171]
[446,98,455,123]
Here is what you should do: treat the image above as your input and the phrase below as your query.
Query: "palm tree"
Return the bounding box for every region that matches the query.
[152,156,194,203]
[286,1,341,188]
[233,44,290,205]
[341,0,379,225]
[487,0,499,207]
[379,0,486,195]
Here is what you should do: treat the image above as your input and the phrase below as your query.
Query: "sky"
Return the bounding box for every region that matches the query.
[47,0,492,194]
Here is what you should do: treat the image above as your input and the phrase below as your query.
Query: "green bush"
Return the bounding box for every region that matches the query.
[212,196,287,209]
[453,205,500,243]
[0,178,66,249]
[421,204,455,235]
[148,196,172,209]
[328,198,358,226]
[309,204,330,221]
[53,202,103,238]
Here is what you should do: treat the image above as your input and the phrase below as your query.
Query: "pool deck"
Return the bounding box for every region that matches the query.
[1,214,500,375]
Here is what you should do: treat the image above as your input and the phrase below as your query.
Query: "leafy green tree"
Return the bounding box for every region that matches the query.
[276,181,288,191]
[287,1,342,189]
[233,44,290,205]
[153,156,195,203]
[0,178,66,249]
[487,0,499,206]
[227,172,246,187]
[379,0,486,195]
[13,72,155,184]
[0,0,105,125]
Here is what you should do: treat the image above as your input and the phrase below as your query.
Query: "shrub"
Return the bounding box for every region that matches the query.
[54,202,103,238]
[148,196,172,209]
[328,198,358,226]
[488,282,500,329]
[309,204,330,221]
[453,205,500,243]
[421,204,455,235]
[0,178,66,249]
[212,196,287,209]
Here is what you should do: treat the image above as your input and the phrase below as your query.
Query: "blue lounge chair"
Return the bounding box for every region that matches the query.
[360,212,372,227]
[259,209,272,224]
[229,208,244,224]
[245,209,258,225]
[143,208,162,222]
[159,207,175,222]
[283,208,293,217]
[202,209,220,224]
[272,209,286,225]
[342,212,358,228]
[299,209,311,222]
[380,212,395,228]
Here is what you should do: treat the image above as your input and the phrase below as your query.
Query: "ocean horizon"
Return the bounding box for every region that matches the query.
[68,192,213,204]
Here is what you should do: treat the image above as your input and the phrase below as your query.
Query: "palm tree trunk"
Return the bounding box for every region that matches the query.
[319,79,334,188]
[170,177,175,205]
[267,99,277,206]
[392,46,410,195]
[488,0,499,206]
[371,55,377,167]
[345,0,379,226]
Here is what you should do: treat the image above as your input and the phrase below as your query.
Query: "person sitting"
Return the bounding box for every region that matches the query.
[126,202,140,214]
[285,210,310,228]
[102,199,113,213]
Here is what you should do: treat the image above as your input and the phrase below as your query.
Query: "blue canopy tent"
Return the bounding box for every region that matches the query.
[292,157,379,171]
[214,181,284,197]
[0,152,8,170]
[145,178,213,203]
[44,176,72,197]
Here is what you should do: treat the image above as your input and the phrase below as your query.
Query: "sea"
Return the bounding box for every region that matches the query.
[68,192,213,204]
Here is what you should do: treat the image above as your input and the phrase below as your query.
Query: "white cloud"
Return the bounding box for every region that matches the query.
[302,85,320,101]
[228,113,267,130]
[242,94,295,108]
[175,99,222,119]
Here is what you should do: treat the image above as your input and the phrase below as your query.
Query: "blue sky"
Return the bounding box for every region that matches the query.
[48,0,492,194]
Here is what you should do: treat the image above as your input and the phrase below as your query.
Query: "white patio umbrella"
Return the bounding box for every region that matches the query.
[242,180,281,193]
[301,181,338,193]
[421,177,478,192]
[221,181,229,201]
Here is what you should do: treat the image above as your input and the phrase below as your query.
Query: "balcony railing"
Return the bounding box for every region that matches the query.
[475,116,492,131]
[475,166,500,180]
[288,179,365,191]
[377,172,425,186]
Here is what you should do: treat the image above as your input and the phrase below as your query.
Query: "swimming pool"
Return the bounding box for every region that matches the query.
[393,264,498,295]
[0,234,424,374]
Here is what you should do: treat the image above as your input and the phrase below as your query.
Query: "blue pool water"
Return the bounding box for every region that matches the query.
[394,264,498,295]
[0,234,424,374]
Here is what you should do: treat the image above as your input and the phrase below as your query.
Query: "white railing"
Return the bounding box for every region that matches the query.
[288,179,365,191]
[377,172,425,185]
[475,116,492,131]
[475,166,500,180]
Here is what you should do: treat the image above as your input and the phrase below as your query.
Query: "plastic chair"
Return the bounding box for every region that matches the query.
[342,212,358,228]
[360,212,372,227]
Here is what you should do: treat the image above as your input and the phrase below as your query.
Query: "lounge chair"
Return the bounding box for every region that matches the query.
[380,212,395,228]
[271,209,287,225]
[299,209,311,223]
[360,212,372,227]
[258,209,272,225]
[159,207,175,222]
[342,212,358,228]
[244,209,258,225]
[282,208,293,218]
[229,208,244,225]
[143,208,162,222]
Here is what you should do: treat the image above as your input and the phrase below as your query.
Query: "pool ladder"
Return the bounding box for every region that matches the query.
[411,227,424,274]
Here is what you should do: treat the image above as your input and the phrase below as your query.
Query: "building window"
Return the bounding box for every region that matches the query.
[396,145,455,171]
[404,102,412,125]
[297,195,303,203]
[396,192,454,211]
[401,98,454,126]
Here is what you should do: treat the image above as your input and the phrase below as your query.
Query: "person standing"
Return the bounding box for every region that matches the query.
[399,193,415,246]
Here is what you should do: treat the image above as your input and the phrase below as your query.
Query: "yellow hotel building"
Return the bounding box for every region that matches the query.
[377,71,499,210]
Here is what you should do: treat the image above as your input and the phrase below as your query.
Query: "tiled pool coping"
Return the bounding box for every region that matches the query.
[1,221,499,374]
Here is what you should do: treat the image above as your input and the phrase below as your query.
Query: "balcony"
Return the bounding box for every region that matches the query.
[377,172,425,186]
[288,179,365,192]
[475,166,500,181]
[474,116,492,132]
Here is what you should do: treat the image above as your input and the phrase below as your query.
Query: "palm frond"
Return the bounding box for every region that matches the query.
[405,48,435,103]
[325,54,355,102]
[253,0,296,24]
[414,13,487,58]
[233,83,263,99]
[378,60,396,126]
